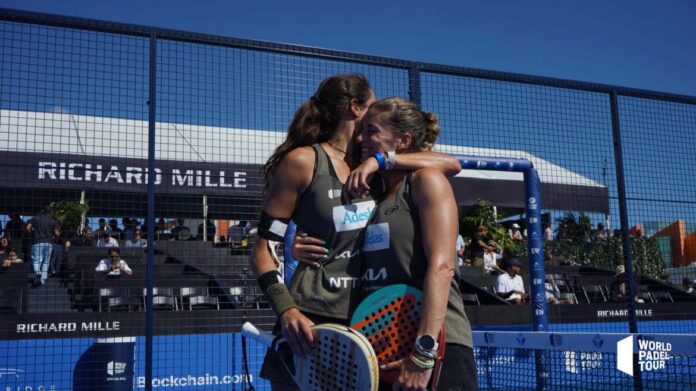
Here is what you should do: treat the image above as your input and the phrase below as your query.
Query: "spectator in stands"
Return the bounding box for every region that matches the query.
[0,237,9,258]
[228,220,247,248]
[468,225,497,267]
[508,223,524,241]
[107,219,123,239]
[170,218,191,240]
[197,219,216,242]
[95,248,132,277]
[629,224,645,238]
[125,230,147,248]
[593,223,608,242]
[496,258,529,305]
[72,227,95,247]
[681,277,694,294]
[610,265,643,303]
[557,223,573,241]
[543,224,554,241]
[456,232,466,267]
[483,247,504,275]
[3,213,25,243]
[96,218,108,237]
[25,206,60,286]
[97,232,119,248]
[2,248,23,268]
[545,275,573,304]
[122,217,136,241]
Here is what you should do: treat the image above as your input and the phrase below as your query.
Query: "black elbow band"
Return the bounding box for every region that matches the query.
[257,211,290,242]
[257,270,297,316]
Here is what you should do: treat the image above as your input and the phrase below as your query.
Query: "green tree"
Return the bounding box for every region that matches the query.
[555,212,593,243]
[459,199,513,249]
[50,200,89,239]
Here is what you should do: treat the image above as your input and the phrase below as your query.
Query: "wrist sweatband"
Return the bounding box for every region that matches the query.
[384,150,396,170]
[258,211,290,242]
[258,270,298,316]
[373,152,386,170]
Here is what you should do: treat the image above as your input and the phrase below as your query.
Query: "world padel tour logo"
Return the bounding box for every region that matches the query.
[617,336,672,376]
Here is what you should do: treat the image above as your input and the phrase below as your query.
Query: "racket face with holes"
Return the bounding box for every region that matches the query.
[295,323,378,391]
[350,284,423,366]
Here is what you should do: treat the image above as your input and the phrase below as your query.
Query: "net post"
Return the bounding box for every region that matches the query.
[525,168,547,332]
[144,30,157,391]
[610,90,642,391]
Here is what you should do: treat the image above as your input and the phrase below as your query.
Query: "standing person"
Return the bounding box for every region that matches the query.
[455,233,466,268]
[250,75,461,391]
[25,206,60,286]
[468,225,497,268]
[3,213,25,244]
[353,97,476,390]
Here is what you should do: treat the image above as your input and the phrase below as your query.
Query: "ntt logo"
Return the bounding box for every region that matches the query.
[617,336,673,376]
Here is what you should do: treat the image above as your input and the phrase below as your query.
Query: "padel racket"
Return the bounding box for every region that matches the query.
[350,284,445,384]
[241,322,378,391]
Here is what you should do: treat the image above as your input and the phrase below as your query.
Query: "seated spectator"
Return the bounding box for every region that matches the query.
[508,223,524,241]
[610,265,643,303]
[170,219,191,240]
[4,213,25,243]
[197,219,216,242]
[122,217,137,241]
[125,230,147,248]
[228,220,248,248]
[0,237,9,258]
[2,248,23,268]
[629,224,645,238]
[543,224,554,241]
[495,258,529,305]
[97,232,119,248]
[72,227,95,247]
[95,248,132,277]
[96,218,109,237]
[483,249,504,275]
[593,223,608,242]
[107,219,123,239]
[681,277,694,294]
[545,275,573,304]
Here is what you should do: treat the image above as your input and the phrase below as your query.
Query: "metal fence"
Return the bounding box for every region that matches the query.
[1,8,695,391]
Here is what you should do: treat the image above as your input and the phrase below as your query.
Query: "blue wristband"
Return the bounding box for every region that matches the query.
[374,152,385,170]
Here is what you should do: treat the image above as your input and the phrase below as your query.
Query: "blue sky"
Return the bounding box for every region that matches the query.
[1,0,694,241]
[1,0,695,96]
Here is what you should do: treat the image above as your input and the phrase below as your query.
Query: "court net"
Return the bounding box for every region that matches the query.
[472,331,695,390]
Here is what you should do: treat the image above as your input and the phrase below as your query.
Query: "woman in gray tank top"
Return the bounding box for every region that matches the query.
[293,98,477,390]
[250,75,461,390]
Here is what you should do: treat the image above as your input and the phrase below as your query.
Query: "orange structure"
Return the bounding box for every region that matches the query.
[653,220,696,267]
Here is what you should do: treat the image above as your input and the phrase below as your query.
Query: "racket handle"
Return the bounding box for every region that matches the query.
[241,322,277,347]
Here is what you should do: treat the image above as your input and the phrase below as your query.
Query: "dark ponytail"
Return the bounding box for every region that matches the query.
[262,74,372,186]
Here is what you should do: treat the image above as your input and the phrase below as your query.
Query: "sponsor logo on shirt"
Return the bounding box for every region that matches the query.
[333,200,375,232]
[328,267,388,289]
[362,223,390,252]
[327,189,341,199]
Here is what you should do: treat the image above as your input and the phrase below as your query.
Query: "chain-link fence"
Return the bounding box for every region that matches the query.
[1,8,695,390]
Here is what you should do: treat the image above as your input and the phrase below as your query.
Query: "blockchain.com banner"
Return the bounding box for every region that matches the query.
[0,333,266,390]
